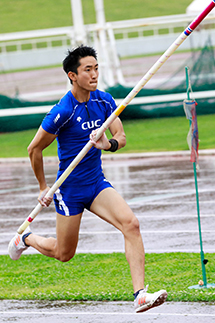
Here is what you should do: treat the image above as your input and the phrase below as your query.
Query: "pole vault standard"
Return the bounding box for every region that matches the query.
[17,1,215,234]
[184,67,215,290]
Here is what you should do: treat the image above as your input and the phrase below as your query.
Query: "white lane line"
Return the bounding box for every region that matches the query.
[1,200,214,210]
[1,213,214,222]
[0,185,38,194]
[0,205,56,209]
[1,230,215,236]
[1,186,214,199]
[127,192,204,204]
[0,311,215,317]
[0,217,56,222]
[132,200,215,205]
[1,248,215,255]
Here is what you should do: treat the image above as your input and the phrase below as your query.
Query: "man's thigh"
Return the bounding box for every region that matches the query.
[90,187,135,231]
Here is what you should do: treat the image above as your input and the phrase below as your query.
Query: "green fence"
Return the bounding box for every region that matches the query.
[0,38,215,132]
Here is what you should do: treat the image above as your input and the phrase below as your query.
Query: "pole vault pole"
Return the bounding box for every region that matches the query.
[17,1,215,234]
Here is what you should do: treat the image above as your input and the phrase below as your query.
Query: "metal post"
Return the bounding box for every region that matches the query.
[185,67,215,289]
[94,0,115,87]
[70,0,86,45]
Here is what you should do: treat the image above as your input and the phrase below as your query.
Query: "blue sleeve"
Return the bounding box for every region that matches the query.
[102,91,117,118]
[41,102,70,135]
[108,94,117,117]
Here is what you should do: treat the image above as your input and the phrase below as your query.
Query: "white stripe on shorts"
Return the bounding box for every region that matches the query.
[55,189,70,216]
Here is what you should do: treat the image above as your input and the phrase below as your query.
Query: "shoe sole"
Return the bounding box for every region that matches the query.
[8,227,31,260]
[8,238,21,260]
[136,290,168,313]
[8,236,28,260]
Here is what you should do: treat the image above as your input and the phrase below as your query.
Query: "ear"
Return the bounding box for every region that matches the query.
[68,71,77,83]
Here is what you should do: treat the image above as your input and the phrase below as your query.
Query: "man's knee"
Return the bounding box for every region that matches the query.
[56,249,76,262]
[122,215,140,235]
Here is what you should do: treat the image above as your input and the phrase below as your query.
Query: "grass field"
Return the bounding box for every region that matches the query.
[1,0,215,304]
[0,0,193,33]
[1,114,214,302]
[1,253,215,302]
[0,114,214,158]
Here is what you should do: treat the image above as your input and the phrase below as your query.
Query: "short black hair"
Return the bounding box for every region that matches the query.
[63,45,97,82]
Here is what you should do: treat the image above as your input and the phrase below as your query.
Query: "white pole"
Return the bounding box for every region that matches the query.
[71,0,86,45]
[16,1,215,235]
[107,23,125,85]
[94,0,115,86]
[94,0,106,26]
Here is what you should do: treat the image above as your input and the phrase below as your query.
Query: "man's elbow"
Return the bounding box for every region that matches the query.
[121,133,126,148]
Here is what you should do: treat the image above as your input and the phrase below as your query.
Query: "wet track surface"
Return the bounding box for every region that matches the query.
[0,300,215,323]
[1,151,215,322]
[1,151,215,255]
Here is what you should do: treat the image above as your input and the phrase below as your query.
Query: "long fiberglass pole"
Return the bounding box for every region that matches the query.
[17,1,215,234]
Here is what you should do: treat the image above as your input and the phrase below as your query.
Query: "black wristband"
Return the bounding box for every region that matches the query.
[104,139,119,152]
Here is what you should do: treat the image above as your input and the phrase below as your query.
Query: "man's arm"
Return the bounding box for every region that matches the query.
[90,117,126,151]
[27,126,57,206]
[108,117,126,150]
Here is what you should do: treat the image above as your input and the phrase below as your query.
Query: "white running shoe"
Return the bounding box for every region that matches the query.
[8,227,32,260]
[134,285,168,313]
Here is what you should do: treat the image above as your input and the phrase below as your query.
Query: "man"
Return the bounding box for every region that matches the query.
[8,45,167,313]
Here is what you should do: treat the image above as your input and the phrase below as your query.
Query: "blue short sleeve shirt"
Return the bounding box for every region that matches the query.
[41,89,117,184]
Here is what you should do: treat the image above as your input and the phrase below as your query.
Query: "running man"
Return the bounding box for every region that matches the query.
[9,45,167,313]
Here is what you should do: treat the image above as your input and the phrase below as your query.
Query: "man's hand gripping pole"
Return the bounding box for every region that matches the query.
[17,119,115,234]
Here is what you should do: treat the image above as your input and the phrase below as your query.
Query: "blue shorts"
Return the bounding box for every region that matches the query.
[53,174,113,216]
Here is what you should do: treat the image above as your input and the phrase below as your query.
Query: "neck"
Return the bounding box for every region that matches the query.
[71,88,90,103]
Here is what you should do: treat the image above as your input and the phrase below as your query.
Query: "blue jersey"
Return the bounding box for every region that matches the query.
[42,89,117,185]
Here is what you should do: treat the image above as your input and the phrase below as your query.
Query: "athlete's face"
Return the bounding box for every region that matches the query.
[73,56,99,92]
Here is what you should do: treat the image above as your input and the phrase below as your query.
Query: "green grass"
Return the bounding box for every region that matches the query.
[0,129,42,158]
[0,0,214,304]
[122,114,215,153]
[0,114,214,158]
[0,0,193,33]
[1,253,215,301]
